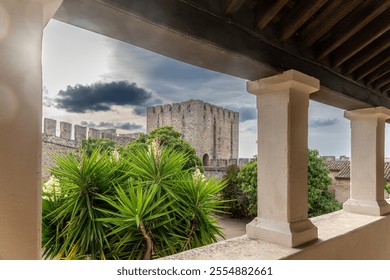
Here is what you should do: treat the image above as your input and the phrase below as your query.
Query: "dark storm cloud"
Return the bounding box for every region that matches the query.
[309,118,339,128]
[133,106,147,116]
[53,81,159,114]
[80,120,143,131]
[231,107,257,122]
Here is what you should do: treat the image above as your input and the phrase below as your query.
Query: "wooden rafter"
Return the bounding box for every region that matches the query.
[371,73,390,90]
[279,0,328,41]
[317,0,389,60]
[343,32,390,74]
[382,84,390,94]
[355,49,390,81]
[299,0,363,49]
[365,62,390,85]
[80,0,390,105]
[225,0,246,15]
[331,10,390,67]
[255,0,289,30]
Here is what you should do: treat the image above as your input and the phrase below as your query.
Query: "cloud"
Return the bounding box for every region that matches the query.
[51,81,161,115]
[244,125,257,133]
[133,106,147,116]
[80,120,143,131]
[237,107,257,122]
[309,118,339,128]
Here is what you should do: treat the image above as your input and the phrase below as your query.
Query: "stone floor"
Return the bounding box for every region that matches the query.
[163,211,389,260]
[217,216,250,240]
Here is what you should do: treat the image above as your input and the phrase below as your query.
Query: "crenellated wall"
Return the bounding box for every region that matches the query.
[147,99,239,163]
[42,99,248,181]
[41,118,140,181]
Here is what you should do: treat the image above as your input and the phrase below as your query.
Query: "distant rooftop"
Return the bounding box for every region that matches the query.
[324,159,390,181]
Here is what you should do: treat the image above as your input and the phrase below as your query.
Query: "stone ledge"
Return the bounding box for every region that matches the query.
[162,210,388,260]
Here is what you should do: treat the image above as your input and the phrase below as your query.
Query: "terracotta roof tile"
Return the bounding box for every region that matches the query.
[324,160,349,171]
[331,161,390,180]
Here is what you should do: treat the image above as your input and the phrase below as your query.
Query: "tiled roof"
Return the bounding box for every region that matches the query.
[335,163,351,180]
[330,161,390,180]
[324,160,350,171]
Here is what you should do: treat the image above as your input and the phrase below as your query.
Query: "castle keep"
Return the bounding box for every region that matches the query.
[147,99,239,166]
[42,100,247,181]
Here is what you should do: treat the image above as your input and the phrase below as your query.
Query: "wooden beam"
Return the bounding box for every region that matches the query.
[299,0,363,49]
[365,62,390,84]
[225,0,246,15]
[279,0,328,42]
[355,49,390,80]
[382,84,390,94]
[255,0,289,30]
[343,32,390,74]
[55,0,390,109]
[371,73,390,90]
[331,10,390,68]
[317,0,390,60]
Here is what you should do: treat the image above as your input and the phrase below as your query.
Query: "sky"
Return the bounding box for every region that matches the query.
[42,19,388,159]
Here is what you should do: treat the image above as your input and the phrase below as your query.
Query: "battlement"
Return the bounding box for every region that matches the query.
[147,99,239,161]
[147,99,239,121]
[42,118,141,146]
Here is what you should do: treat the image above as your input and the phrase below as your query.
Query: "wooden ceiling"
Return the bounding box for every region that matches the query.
[218,0,390,95]
[54,0,390,109]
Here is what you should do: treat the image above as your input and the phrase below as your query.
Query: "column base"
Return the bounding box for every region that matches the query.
[246,217,318,247]
[343,199,390,216]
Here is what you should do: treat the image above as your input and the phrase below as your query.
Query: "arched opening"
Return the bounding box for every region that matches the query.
[203,153,210,166]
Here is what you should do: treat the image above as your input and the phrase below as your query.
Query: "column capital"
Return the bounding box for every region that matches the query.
[247,69,319,96]
[31,0,63,26]
[344,106,390,121]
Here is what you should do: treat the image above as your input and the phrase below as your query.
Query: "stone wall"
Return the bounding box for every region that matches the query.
[41,118,140,181]
[204,158,253,179]
[42,115,247,181]
[147,99,239,162]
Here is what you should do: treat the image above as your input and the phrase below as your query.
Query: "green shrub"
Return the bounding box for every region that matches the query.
[125,126,203,172]
[220,164,248,218]
[307,149,342,217]
[42,145,226,260]
[81,138,116,156]
[221,150,341,219]
[236,160,258,218]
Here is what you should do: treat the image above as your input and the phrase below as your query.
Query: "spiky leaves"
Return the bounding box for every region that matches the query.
[42,145,226,259]
[42,149,129,259]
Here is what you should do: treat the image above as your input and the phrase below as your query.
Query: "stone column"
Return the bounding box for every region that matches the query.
[246,70,319,247]
[0,0,62,259]
[343,107,390,216]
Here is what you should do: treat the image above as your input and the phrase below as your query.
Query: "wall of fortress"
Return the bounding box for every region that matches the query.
[147,99,239,162]
[42,104,249,182]
[41,118,140,181]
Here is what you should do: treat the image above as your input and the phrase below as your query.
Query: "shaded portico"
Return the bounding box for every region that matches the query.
[1,0,390,259]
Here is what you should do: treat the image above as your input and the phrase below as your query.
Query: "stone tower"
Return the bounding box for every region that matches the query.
[146,99,239,165]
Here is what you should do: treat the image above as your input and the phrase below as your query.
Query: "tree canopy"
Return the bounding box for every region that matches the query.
[125,126,203,172]
[221,149,341,218]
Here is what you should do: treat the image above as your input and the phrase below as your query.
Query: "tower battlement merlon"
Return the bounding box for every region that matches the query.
[146,99,239,162]
[44,118,57,136]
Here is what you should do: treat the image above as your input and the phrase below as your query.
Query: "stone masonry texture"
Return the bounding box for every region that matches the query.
[147,99,239,164]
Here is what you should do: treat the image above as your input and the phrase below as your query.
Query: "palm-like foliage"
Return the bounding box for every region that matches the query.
[42,144,226,260]
[42,149,130,259]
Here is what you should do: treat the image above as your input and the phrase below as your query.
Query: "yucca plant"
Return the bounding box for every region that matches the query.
[173,175,227,251]
[42,149,130,259]
[96,145,227,259]
[96,183,176,260]
[42,143,227,260]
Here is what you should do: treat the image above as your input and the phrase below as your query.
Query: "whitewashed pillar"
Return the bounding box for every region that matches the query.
[343,107,390,216]
[246,70,319,247]
[0,0,62,259]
